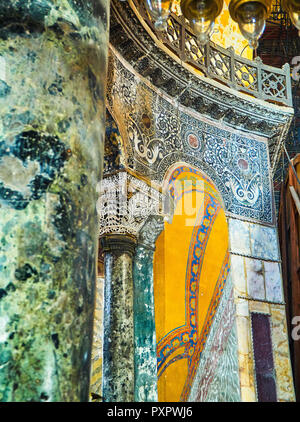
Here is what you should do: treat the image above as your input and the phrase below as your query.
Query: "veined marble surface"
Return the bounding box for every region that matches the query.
[102,251,135,402]
[0,0,109,402]
[188,276,241,402]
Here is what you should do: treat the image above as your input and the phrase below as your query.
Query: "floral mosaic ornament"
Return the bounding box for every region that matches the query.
[107,54,274,223]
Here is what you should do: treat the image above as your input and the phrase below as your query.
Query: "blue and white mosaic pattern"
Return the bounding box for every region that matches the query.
[108,54,274,225]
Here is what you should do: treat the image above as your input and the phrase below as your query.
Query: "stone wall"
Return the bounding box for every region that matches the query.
[229,218,295,402]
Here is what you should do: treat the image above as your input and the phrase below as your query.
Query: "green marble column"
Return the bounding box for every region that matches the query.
[133,216,164,402]
[101,235,136,402]
[0,0,109,402]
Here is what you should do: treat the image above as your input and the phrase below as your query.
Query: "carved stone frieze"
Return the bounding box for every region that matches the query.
[138,215,165,250]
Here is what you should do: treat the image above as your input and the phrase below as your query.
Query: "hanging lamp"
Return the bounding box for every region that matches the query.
[282,0,300,35]
[144,0,173,30]
[180,0,223,44]
[229,0,272,49]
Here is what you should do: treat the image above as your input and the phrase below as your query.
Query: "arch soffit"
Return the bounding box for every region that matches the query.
[162,161,227,213]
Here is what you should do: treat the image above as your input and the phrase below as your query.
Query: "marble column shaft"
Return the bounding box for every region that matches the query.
[133,244,158,402]
[102,235,136,402]
[0,0,109,402]
[132,216,164,402]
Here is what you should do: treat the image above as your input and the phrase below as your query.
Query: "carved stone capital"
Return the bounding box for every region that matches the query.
[100,234,137,257]
[138,215,165,250]
[97,170,166,238]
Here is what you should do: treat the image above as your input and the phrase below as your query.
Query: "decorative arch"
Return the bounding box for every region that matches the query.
[162,161,227,211]
[153,163,230,402]
[157,153,232,213]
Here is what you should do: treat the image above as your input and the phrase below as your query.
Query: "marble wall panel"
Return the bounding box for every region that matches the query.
[231,254,284,304]
[203,325,241,402]
[188,277,241,402]
[249,224,280,261]
[264,262,284,303]
[270,305,296,402]
[230,254,247,296]
[235,297,256,402]
[245,258,265,300]
[228,218,280,262]
[90,277,104,401]
[228,218,251,256]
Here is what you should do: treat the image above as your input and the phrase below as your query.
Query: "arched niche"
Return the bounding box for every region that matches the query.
[153,163,230,401]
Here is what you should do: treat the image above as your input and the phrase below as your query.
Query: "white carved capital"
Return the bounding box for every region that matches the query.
[97,171,166,238]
